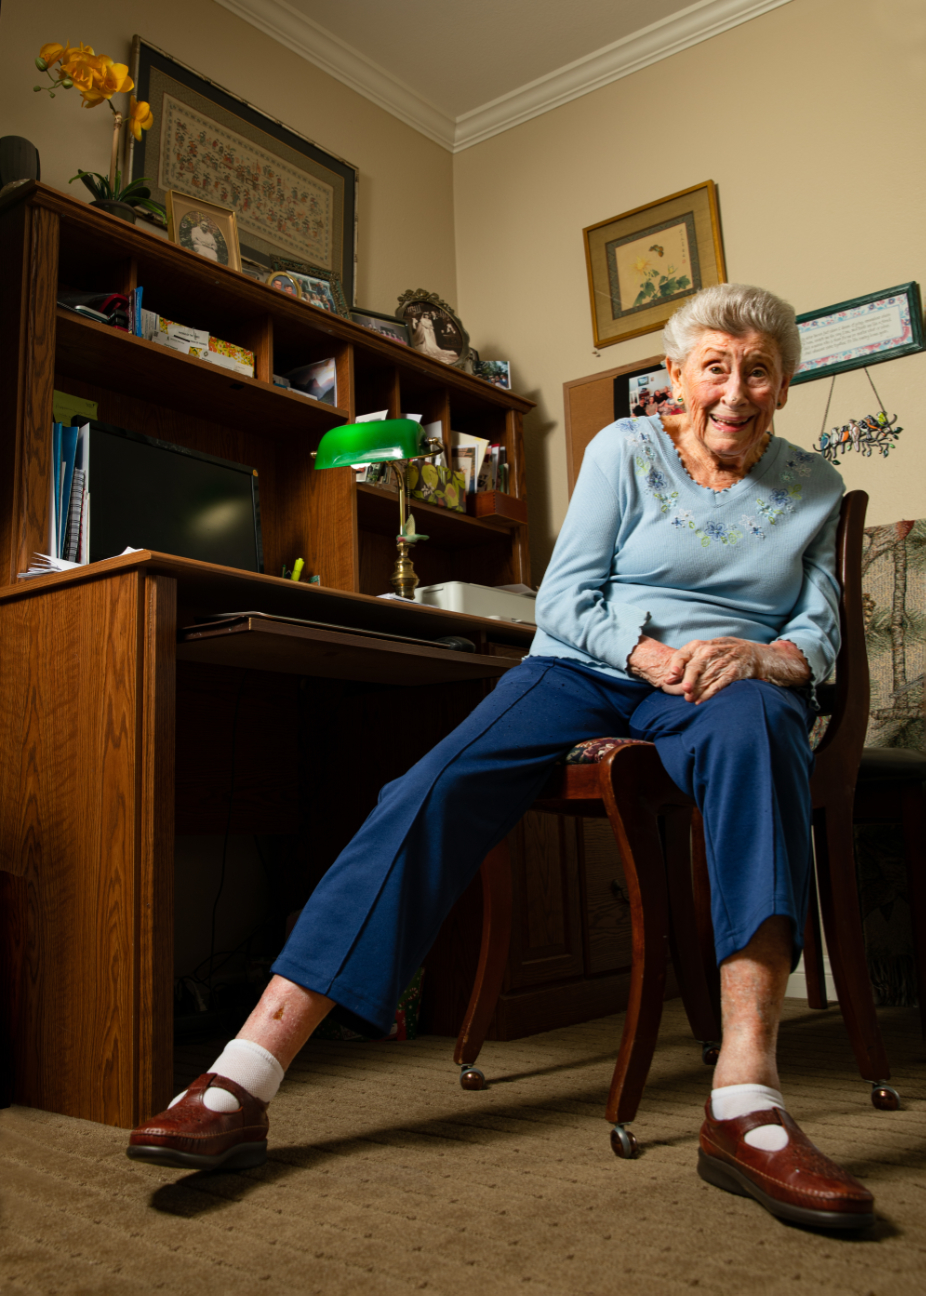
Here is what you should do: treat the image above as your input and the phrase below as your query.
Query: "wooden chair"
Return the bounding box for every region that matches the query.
[453,490,900,1157]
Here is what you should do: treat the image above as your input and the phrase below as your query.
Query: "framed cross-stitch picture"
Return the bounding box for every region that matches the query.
[584,181,726,349]
[128,37,358,304]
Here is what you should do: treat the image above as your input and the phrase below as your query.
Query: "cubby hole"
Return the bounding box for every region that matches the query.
[49,371,318,585]
[354,358,400,420]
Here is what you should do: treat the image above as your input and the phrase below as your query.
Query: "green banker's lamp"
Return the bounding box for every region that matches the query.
[314,418,444,599]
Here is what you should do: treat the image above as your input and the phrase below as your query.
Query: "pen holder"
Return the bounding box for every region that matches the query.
[406,462,466,512]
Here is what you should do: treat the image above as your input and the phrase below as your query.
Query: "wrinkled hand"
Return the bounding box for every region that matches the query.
[663,636,809,704]
[629,635,809,703]
[626,636,687,694]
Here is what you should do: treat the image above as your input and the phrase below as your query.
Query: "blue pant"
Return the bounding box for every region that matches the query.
[272,657,815,1035]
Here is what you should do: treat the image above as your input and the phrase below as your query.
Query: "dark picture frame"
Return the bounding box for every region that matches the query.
[269,255,350,318]
[791,282,925,385]
[350,308,410,346]
[613,360,682,420]
[396,289,471,370]
[584,181,726,349]
[128,36,358,304]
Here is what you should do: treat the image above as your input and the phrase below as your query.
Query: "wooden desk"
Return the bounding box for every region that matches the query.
[0,553,532,1127]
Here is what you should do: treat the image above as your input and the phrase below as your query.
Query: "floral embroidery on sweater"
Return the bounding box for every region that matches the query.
[629,431,813,547]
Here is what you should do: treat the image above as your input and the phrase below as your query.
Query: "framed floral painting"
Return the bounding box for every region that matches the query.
[128,37,358,304]
[583,181,726,349]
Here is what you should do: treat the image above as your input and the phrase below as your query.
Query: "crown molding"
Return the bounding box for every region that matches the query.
[214,0,457,149]
[215,0,793,154]
[453,0,794,150]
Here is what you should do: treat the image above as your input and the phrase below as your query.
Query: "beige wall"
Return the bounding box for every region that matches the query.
[453,0,926,580]
[0,0,457,314]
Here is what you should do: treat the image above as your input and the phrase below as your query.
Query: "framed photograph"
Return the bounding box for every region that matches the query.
[615,361,684,420]
[128,37,358,303]
[350,308,410,346]
[584,181,726,349]
[270,256,350,317]
[265,271,303,299]
[791,282,925,385]
[397,289,470,369]
[473,359,511,390]
[165,192,241,271]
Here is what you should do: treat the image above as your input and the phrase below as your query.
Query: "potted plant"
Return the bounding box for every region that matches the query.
[33,40,166,224]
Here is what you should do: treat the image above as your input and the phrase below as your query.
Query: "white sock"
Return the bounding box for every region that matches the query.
[711,1082,789,1152]
[168,1039,285,1113]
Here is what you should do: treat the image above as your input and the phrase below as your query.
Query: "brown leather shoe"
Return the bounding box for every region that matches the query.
[698,1100,874,1229]
[127,1073,269,1171]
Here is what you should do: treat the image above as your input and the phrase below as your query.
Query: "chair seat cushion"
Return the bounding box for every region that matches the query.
[563,737,631,764]
[857,746,926,782]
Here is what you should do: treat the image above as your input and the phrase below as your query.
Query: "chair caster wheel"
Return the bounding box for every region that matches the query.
[871,1083,900,1111]
[459,1065,485,1091]
[701,1042,720,1066]
[610,1124,638,1159]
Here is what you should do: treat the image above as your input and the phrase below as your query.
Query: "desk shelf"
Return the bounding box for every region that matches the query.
[1,183,534,595]
[55,310,349,439]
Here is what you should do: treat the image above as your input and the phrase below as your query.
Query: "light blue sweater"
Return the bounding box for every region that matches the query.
[530,416,845,686]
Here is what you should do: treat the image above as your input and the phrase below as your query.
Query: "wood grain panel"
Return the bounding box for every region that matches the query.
[563,356,663,493]
[580,819,633,975]
[135,575,177,1120]
[0,202,28,586]
[0,572,143,1125]
[507,812,584,989]
[14,205,60,581]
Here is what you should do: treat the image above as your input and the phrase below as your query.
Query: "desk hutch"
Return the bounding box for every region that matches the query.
[0,185,637,1128]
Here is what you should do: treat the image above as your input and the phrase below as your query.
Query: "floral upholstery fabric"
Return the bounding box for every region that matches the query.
[563,737,628,764]
[856,519,926,1005]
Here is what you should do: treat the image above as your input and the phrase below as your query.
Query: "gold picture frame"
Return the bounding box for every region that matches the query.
[165,191,242,272]
[583,181,726,349]
[264,270,303,299]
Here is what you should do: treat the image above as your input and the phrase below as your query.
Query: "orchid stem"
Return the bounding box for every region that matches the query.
[109,111,123,191]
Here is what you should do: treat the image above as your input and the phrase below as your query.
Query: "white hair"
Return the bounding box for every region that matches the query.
[662,283,802,377]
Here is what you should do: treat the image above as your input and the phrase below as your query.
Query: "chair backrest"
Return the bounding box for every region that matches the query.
[813,490,870,785]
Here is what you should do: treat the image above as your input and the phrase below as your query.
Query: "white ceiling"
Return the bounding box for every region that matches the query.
[215,0,794,150]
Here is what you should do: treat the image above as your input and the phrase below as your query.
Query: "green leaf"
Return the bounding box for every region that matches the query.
[676,276,691,291]
[128,198,166,218]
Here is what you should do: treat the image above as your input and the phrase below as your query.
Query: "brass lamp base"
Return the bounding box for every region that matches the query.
[390,537,419,600]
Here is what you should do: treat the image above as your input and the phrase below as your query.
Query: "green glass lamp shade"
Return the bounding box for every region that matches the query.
[314,418,428,469]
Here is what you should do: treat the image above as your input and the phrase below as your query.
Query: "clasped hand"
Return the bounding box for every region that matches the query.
[627,635,808,704]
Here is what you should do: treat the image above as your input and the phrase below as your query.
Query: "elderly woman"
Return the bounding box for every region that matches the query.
[129,285,873,1230]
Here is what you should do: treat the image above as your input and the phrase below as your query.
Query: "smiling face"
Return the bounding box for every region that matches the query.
[666,329,791,470]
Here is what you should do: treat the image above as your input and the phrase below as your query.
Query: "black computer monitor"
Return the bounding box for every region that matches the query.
[86,421,263,572]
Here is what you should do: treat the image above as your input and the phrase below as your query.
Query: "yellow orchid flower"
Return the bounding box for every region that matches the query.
[633,255,652,274]
[78,57,134,108]
[129,96,154,140]
[60,47,104,96]
[38,41,72,70]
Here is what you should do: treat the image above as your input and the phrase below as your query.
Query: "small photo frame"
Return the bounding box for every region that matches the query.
[473,359,511,390]
[791,282,925,385]
[584,181,725,349]
[270,256,351,317]
[615,362,684,420]
[165,191,241,272]
[350,308,410,346]
[397,290,470,369]
[265,271,303,299]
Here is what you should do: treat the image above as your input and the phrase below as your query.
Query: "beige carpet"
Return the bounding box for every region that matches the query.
[2,1000,925,1296]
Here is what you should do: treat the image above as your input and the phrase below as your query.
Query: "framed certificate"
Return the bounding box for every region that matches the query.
[791,283,924,385]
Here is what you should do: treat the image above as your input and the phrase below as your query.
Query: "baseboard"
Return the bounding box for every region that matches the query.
[786,952,832,1001]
